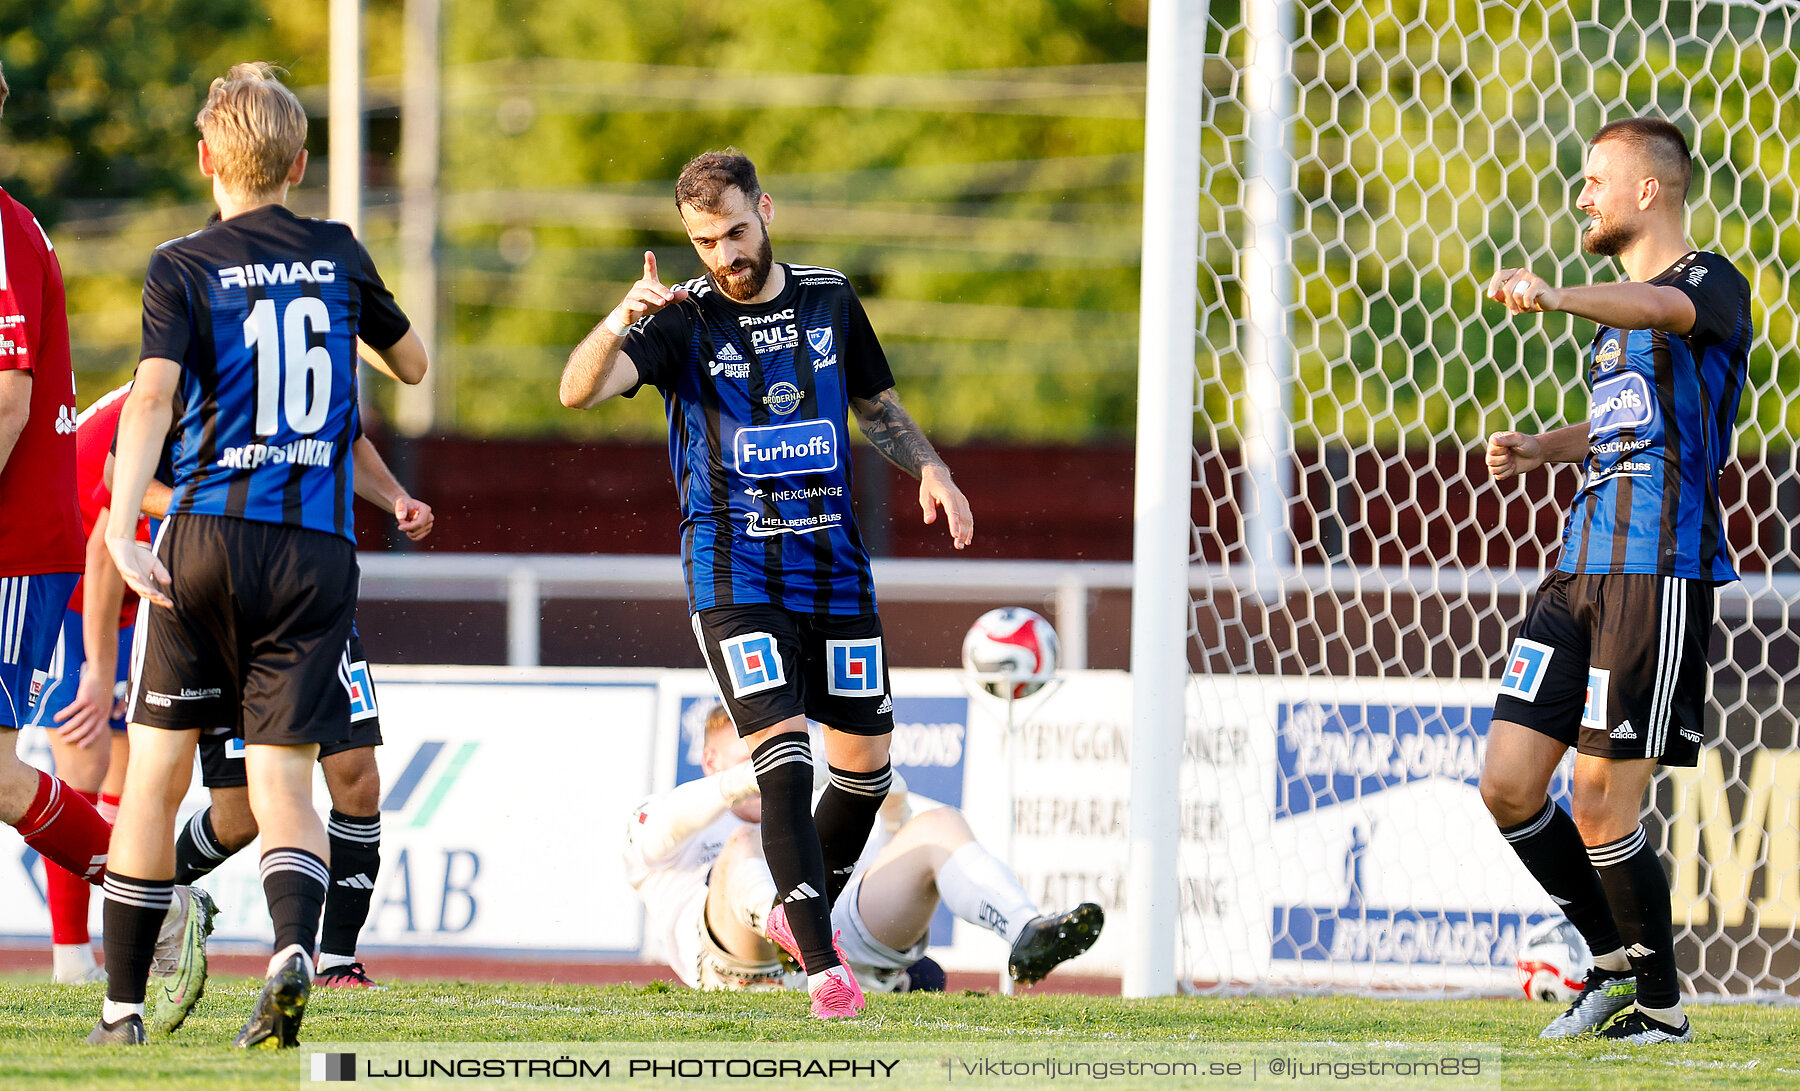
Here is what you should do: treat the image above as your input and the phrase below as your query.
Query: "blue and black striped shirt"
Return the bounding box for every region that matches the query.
[139,206,409,542]
[623,264,894,614]
[1558,250,1752,580]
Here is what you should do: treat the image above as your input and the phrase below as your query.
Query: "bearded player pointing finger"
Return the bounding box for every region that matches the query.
[560,149,972,1019]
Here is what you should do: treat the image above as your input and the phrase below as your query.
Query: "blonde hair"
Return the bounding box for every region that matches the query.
[195,63,307,197]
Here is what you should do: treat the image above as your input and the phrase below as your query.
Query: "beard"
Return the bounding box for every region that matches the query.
[1581,214,1637,257]
[713,224,775,302]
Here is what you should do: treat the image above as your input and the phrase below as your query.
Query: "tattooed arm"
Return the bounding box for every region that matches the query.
[850,388,973,549]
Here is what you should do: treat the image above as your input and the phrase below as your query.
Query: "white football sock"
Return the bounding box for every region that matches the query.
[316,952,356,972]
[53,944,96,980]
[102,999,144,1024]
[1637,1001,1686,1027]
[936,842,1039,945]
[1593,947,1631,973]
[268,942,315,980]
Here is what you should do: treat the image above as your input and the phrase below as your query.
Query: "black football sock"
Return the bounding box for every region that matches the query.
[814,763,892,904]
[101,873,172,1006]
[1500,799,1625,961]
[750,735,838,973]
[260,848,330,959]
[1590,826,1682,1009]
[320,811,382,962]
[173,806,234,884]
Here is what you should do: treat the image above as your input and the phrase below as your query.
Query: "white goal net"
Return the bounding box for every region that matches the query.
[1176,0,1800,995]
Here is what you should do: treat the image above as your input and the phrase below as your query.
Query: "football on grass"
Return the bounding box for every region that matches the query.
[1515,916,1592,1002]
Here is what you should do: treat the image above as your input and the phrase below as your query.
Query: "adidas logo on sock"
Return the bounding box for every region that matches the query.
[783,883,821,904]
[1625,943,1655,958]
[1610,720,1637,740]
[336,874,376,890]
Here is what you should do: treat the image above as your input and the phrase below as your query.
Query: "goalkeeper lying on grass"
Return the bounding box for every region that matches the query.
[623,705,1101,997]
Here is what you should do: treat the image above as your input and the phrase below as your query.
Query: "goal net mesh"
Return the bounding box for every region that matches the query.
[1185,0,1800,995]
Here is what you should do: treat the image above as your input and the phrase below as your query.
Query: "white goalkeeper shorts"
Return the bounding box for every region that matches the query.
[833,869,930,994]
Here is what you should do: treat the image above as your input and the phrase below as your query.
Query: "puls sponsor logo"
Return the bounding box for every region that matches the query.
[218,260,337,289]
[739,308,798,355]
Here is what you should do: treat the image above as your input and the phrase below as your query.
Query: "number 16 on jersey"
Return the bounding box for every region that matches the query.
[244,296,334,436]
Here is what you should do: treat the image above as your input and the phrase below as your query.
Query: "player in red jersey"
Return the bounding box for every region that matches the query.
[26,382,153,983]
[0,60,125,912]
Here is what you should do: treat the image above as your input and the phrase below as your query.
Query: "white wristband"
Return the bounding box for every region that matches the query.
[603,311,631,337]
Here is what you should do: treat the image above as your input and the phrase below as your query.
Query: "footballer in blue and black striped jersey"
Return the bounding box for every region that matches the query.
[621,261,892,616]
[563,150,972,1015]
[1482,117,1746,1046]
[140,205,410,543]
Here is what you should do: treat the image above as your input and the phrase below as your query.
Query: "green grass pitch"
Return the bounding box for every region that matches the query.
[2,975,1797,1089]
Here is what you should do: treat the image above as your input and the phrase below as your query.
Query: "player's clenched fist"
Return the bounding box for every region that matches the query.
[1485,430,1545,481]
[605,251,690,336]
[1486,267,1562,316]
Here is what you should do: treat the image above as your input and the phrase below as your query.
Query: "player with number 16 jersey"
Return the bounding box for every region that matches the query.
[97,64,429,1049]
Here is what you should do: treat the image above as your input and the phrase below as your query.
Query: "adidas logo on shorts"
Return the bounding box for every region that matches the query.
[1610,720,1637,740]
[876,696,893,714]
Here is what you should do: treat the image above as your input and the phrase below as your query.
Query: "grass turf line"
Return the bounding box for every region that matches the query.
[1,976,1797,1089]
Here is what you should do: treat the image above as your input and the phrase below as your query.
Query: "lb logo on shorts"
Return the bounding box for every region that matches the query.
[1499,639,1554,702]
[826,638,884,698]
[348,660,378,723]
[722,632,786,697]
[1581,667,1610,731]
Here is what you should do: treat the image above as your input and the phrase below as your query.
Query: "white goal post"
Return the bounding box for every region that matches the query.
[1131,0,1800,997]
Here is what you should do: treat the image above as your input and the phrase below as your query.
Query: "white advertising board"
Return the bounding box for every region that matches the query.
[4,667,1552,992]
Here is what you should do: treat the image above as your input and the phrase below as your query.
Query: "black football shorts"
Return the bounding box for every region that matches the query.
[129,513,357,749]
[692,603,894,737]
[198,630,383,789]
[1491,569,1715,767]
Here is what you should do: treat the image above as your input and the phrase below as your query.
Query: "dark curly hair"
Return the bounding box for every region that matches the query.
[675,149,761,214]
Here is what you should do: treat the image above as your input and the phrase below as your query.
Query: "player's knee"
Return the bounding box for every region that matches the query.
[325,755,381,814]
[905,804,972,845]
[1569,793,1633,845]
[210,794,260,850]
[1478,770,1538,826]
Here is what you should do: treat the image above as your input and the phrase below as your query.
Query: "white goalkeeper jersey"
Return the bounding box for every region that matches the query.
[621,799,747,959]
